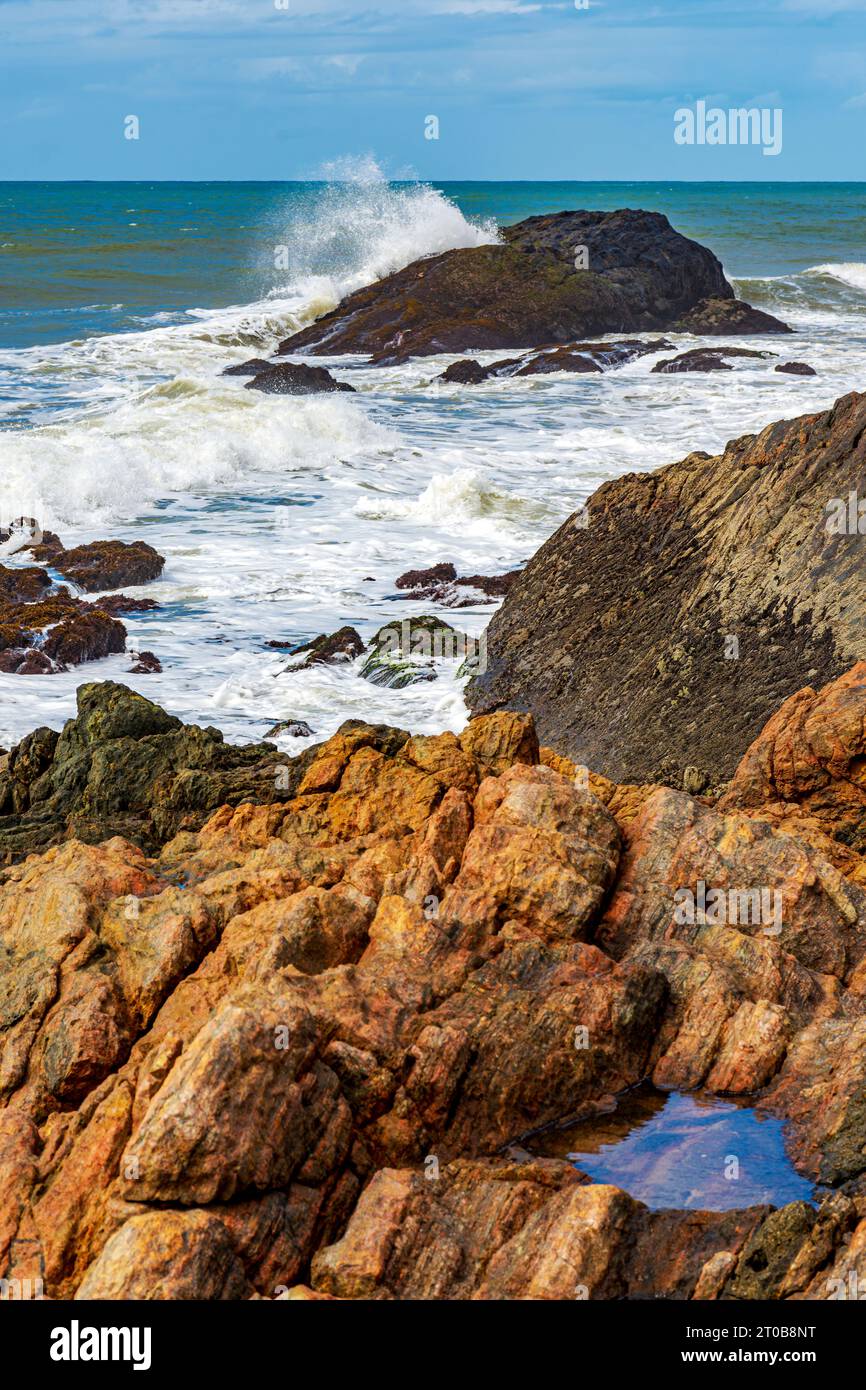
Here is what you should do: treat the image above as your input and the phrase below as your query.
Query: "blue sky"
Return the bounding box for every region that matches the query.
[1,0,865,179]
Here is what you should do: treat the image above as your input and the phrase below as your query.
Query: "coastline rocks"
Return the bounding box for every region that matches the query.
[127,650,162,674]
[276,210,738,361]
[1,683,866,1298]
[777,361,817,376]
[467,389,866,786]
[0,583,128,675]
[672,297,794,335]
[0,681,292,861]
[395,562,518,606]
[439,339,674,384]
[221,358,275,377]
[360,615,471,688]
[718,663,866,856]
[32,539,165,592]
[652,346,771,374]
[279,626,364,669]
[244,363,355,396]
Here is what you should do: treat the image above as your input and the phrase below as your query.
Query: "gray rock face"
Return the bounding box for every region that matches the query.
[466,390,866,787]
[275,209,746,363]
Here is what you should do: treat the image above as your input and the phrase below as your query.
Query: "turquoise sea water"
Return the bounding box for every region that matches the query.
[3,180,865,351]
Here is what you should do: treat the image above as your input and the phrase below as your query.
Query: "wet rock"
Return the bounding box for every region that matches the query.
[467,389,866,786]
[361,615,468,688]
[653,346,772,374]
[395,562,519,606]
[440,359,490,385]
[43,610,127,665]
[396,562,458,590]
[672,297,793,335]
[776,361,817,376]
[94,594,161,616]
[282,626,364,669]
[438,339,674,383]
[264,720,315,738]
[0,681,292,861]
[52,541,165,592]
[127,651,162,674]
[0,565,52,604]
[221,358,276,377]
[277,209,736,361]
[244,363,355,395]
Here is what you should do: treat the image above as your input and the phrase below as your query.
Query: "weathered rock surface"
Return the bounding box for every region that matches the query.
[0,580,129,675]
[29,538,165,592]
[276,210,740,362]
[439,338,674,383]
[652,346,771,374]
[2,676,866,1302]
[672,298,793,335]
[467,390,866,787]
[244,363,355,395]
[394,562,518,606]
[776,361,817,376]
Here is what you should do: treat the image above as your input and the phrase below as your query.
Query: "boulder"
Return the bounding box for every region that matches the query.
[672,297,793,335]
[276,210,739,361]
[467,390,866,786]
[244,363,355,395]
[652,346,771,374]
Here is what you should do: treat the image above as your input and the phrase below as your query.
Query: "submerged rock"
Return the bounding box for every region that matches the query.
[244,362,355,395]
[280,626,364,669]
[394,562,518,606]
[467,389,866,786]
[652,346,772,374]
[276,209,741,361]
[439,339,674,384]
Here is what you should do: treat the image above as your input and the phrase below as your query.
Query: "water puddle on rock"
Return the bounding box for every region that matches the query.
[531,1085,817,1211]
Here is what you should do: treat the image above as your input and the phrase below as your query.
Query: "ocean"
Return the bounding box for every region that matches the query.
[1,170,865,752]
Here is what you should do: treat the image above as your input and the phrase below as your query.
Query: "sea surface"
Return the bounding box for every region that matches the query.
[1,170,865,751]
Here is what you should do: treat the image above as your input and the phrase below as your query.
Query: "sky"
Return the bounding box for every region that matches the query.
[1,0,865,180]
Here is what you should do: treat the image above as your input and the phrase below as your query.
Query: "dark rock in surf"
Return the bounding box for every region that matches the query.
[276,209,740,362]
[672,297,793,335]
[127,651,163,674]
[283,626,365,668]
[221,358,276,377]
[245,363,356,396]
[439,339,675,385]
[51,540,165,592]
[776,361,817,376]
[652,346,771,374]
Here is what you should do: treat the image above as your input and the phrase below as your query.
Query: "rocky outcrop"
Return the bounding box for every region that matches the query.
[672,298,794,336]
[244,363,355,395]
[0,682,295,861]
[439,339,674,383]
[467,390,866,788]
[275,210,747,362]
[777,362,817,376]
[395,562,518,606]
[29,538,165,591]
[652,346,771,374]
[2,673,866,1302]
[0,582,128,675]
